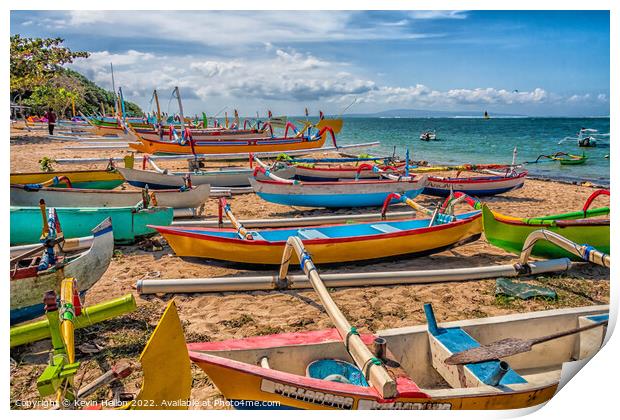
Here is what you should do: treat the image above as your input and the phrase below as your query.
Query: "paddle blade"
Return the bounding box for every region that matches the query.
[133,300,191,410]
[445,338,532,365]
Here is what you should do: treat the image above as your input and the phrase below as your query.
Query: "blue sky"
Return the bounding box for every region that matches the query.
[10,10,610,116]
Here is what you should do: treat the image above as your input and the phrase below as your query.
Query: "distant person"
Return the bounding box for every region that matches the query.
[44,108,57,135]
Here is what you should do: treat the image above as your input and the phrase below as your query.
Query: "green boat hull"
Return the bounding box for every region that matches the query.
[10,206,173,245]
[559,157,587,165]
[482,204,609,259]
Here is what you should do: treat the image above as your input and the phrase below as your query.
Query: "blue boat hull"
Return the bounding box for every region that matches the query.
[255,188,424,208]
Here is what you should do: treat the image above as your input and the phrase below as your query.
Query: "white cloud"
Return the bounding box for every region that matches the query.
[70,47,377,110]
[408,11,468,20]
[45,11,436,47]
[342,85,549,107]
[69,47,606,115]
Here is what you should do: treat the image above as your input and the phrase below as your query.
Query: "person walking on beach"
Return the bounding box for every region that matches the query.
[44,108,57,135]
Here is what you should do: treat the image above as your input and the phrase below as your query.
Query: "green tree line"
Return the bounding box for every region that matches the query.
[10,35,143,117]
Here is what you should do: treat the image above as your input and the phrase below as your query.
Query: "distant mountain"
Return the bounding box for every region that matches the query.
[346,108,526,118]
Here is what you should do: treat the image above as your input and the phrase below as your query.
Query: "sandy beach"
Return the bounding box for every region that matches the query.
[9,128,610,409]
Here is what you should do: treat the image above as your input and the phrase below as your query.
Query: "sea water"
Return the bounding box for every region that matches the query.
[333,117,610,185]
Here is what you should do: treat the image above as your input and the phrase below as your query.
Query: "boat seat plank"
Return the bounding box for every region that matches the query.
[577,314,608,359]
[247,231,265,241]
[370,224,401,234]
[428,327,527,389]
[297,229,329,240]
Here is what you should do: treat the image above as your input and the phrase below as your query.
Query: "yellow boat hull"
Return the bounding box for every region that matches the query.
[316,118,343,134]
[10,170,124,190]
[157,216,482,264]
[129,132,328,155]
[192,358,557,410]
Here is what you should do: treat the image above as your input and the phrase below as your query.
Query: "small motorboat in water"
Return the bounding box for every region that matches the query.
[420,130,437,141]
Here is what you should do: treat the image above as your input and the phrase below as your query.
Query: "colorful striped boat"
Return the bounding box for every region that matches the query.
[249,174,428,208]
[10,169,124,190]
[151,210,481,265]
[483,189,609,259]
[525,152,588,166]
[10,184,211,209]
[188,304,608,410]
[11,205,173,245]
[132,126,267,142]
[10,218,114,324]
[127,125,336,155]
[284,163,526,197]
[423,171,526,197]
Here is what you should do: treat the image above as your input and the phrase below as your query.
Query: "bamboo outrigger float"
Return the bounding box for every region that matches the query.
[185,234,608,410]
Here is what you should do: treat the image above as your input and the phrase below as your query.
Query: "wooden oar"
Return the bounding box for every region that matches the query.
[445,320,608,365]
[280,236,397,399]
[219,198,253,239]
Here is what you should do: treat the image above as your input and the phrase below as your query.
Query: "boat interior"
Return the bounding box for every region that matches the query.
[190,305,608,397]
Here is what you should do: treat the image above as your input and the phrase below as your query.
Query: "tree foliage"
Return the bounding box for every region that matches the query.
[11,35,143,117]
[10,35,89,93]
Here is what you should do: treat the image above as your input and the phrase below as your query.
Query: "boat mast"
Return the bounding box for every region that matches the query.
[153,89,162,124]
[110,63,119,118]
[118,87,126,123]
[174,87,186,132]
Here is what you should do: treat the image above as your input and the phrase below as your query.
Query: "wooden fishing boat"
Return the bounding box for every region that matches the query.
[284,162,526,197]
[127,125,336,155]
[132,126,267,142]
[249,169,428,208]
[557,153,587,165]
[151,206,481,264]
[423,171,526,197]
[10,169,124,190]
[10,218,114,325]
[483,189,609,259]
[316,118,343,134]
[189,304,608,410]
[185,236,608,410]
[117,165,293,189]
[10,184,211,209]
[526,152,588,166]
[11,205,173,245]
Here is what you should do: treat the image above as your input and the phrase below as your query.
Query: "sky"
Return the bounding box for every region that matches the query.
[10,10,610,117]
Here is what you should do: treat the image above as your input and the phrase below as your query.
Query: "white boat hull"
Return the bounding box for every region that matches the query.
[10,218,114,324]
[10,184,211,209]
[117,166,294,189]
